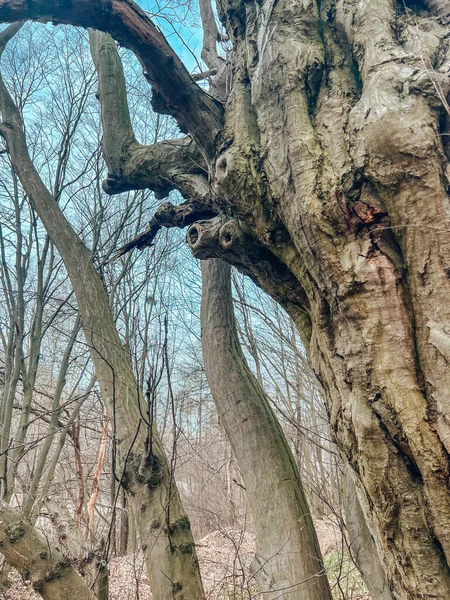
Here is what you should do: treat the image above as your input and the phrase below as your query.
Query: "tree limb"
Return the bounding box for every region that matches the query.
[89,29,208,197]
[198,0,222,70]
[0,502,96,600]
[0,21,24,54]
[110,200,217,259]
[0,0,224,157]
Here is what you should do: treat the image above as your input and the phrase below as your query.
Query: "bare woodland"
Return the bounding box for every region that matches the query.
[0,0,448,599]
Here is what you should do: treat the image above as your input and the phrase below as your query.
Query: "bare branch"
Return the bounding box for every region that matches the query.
[199,0,222,70]
[0,0,224,157]
[110,200,217,259]
[89,29,208,196]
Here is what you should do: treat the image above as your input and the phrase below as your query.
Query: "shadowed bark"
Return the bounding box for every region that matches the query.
[343,466,393,600]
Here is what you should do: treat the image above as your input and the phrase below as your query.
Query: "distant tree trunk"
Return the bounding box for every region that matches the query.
[201,258,332,600]
[72,414,86,529]
[86,406,108,538]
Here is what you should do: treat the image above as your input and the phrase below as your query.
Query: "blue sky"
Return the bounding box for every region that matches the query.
[137,0,206,72]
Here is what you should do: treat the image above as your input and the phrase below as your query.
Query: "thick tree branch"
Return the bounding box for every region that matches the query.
[0,0,224,157]
[0,20,23,52]
[186,217,310,318]
[101,138,208,196]
[113,204,311,337]
[110,200,217,259]
[0,502,96,600]
[89,29,208,197]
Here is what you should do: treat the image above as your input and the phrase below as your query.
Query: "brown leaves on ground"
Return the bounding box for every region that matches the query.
[0,520,370,600]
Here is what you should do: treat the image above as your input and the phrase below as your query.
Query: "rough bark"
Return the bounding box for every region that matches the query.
[1,1,450,597]
[0,501,96,600]
[201,258,332,600]
[0,38,204,600]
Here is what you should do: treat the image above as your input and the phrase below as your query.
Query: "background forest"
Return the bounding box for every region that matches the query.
[0,20,364,600]
[1,0,448,595]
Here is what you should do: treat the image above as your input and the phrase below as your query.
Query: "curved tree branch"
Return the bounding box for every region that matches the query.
[89,29,208,197]
[110,200,217,259]
[0,0,224,157]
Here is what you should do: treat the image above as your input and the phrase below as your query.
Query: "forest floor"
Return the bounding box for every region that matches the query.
[1,520,370,599]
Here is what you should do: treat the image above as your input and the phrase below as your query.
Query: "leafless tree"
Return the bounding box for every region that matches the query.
[0,0,448,598]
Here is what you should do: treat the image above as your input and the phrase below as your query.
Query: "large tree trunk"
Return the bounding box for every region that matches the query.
[1,1,450,598]
[201,258,332,600]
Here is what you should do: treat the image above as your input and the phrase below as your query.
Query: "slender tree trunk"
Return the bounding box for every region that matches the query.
[201,258,332,600]
[22,317,81,516]
[73,414,86,529]
[118,487,129,556]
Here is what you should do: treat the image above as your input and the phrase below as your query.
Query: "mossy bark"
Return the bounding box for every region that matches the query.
[0,1,450,597]
[0,502,96,600]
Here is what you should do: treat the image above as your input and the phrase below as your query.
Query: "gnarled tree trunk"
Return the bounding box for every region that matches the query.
[0,501,96,600]
[1,1,450,597]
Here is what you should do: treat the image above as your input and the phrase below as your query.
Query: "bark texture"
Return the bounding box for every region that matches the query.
[0,501,96,600]
[201,258,332,600]
[0,0,450,597]
[343,467,393,600]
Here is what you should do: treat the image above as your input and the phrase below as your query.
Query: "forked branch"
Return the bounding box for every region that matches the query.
[89,29,208,197]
